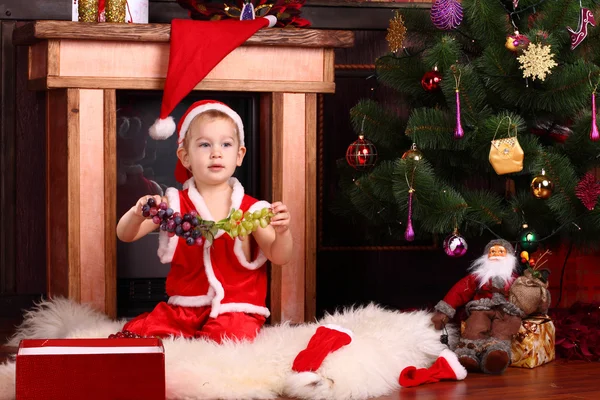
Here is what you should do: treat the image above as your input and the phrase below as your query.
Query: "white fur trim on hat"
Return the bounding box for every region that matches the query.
[149,116,176,140]
[264,15,277,28]
[321,324,354,340]
[178,103,245,147]
[439,349,467,380]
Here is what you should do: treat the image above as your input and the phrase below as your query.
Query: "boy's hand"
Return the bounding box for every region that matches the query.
[133,195,166,217]
[269,202,290,234]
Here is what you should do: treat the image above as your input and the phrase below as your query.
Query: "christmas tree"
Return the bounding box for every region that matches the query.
[335,0,600,251]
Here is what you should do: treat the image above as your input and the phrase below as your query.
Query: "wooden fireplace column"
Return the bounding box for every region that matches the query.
[13,21,353,323]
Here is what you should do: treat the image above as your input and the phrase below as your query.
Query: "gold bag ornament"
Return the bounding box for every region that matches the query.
[489,123,524,175]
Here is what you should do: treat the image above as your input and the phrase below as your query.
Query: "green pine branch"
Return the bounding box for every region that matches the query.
[331,0,600,248]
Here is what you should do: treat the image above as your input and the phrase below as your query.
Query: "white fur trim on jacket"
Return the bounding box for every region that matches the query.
[233,240,268,271]
[157,187,181,264]
[204,242,226,318]
[248,200,272,214]
[218,303,270,317]
[178,103,245,147]
[232,200,271,270]
[439,349,467,380]
[185,177,245,241]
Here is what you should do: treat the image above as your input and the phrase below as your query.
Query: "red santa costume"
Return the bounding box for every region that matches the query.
[123,176,271,343]
[122,16,280,342]
[433,239,524,374]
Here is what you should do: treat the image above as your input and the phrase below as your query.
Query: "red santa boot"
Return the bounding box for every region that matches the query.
[285,325,353,398]
[292,324,353,372]
[399,349,468,387]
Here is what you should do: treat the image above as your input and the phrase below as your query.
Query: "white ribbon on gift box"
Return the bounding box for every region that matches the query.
[18,346,162,355]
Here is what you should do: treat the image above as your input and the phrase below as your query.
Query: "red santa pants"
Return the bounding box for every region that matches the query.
[122,301,266,343]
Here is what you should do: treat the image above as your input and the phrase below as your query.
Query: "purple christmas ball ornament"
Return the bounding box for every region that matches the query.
[431,0,463,30]
[443,232,468,257]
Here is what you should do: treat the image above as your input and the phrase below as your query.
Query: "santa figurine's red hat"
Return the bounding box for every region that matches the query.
[149,16,277,141]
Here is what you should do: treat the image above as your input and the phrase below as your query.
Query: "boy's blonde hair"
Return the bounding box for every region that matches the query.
[182,109,240,150]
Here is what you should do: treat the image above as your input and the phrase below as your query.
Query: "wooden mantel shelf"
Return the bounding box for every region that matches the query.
[14,19,353,325]
[14,21,353,93]
[13,20,355,48]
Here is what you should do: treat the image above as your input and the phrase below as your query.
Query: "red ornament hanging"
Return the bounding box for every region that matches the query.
[452,67,464,139]
[421,68,443,92]
[567,7,595,50]
[346,134,378,171]
[575,172,600,210]
[591,87,599,142]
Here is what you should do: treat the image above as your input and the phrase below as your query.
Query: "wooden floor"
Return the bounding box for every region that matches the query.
[367,360,600,400]
[2,346,598,399]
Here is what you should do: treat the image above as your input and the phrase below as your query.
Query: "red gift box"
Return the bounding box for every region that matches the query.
[16,338,165,400]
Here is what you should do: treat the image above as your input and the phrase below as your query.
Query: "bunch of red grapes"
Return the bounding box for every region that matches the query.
[141,197,274,247]
[142,197,207,247]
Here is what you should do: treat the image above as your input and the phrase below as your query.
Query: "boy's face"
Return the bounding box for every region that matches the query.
[177,117,246,186]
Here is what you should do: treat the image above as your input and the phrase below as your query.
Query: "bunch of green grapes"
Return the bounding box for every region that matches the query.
[220,207,274,239]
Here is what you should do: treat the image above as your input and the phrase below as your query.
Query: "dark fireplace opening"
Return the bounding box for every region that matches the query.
[115,91,261,318]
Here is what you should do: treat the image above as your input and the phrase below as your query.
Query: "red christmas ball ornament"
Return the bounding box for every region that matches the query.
[346,134,378,171]
[421,69,443,92]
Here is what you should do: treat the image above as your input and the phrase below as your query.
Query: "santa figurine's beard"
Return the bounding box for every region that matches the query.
[469,253,517,287]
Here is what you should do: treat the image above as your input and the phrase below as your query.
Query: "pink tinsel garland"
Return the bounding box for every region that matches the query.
[550,302,600,361]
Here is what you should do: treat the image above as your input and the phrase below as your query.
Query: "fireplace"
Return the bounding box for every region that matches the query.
[13,20,353,323]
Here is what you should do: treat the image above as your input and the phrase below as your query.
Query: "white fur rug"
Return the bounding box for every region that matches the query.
[0,299,456,400]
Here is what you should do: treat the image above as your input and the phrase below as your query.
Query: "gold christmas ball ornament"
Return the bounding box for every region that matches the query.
[386,11,407,54]
[402,143,424,161]
[505,36,518,51]
[531,169,554,199]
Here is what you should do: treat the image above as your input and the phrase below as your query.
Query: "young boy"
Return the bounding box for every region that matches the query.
[116,100,293,343]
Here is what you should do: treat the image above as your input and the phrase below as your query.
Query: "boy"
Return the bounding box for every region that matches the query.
[116,100,293,343]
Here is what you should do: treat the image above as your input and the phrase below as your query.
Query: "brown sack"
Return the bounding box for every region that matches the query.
[509,270,550,316]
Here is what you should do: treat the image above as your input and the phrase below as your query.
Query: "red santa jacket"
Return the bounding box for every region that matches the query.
[157,177,271,318]
[436,273,519,318]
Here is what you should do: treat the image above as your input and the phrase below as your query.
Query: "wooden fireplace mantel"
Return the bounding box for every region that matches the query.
[13,21,354,323]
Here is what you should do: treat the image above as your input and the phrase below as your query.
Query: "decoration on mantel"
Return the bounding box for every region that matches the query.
[106,0,127,23]
[176,0,311,27]
[78,0,99,22]
[73,0,149,23]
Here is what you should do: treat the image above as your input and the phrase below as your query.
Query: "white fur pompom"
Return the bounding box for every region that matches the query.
[149,116,176,140]
[264,15,277,28]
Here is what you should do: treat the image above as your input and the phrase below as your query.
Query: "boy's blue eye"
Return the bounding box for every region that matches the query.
[223,142,233,147]
[199,143,210,148]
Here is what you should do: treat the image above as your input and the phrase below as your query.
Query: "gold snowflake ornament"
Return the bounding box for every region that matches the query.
[386,11,407,54]
[517,43,557,82]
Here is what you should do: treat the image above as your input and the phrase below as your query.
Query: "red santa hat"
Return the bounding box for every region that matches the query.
[399,349,467,387]
[148,16,277,141]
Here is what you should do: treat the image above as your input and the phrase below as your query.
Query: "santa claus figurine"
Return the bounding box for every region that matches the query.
[431,239,524,374]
